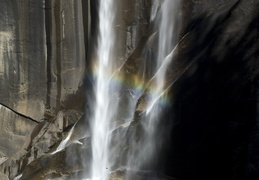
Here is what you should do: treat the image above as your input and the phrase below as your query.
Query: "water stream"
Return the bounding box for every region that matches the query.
[90,0,117,179]
[138,0,181,168]
[89,0,181,179]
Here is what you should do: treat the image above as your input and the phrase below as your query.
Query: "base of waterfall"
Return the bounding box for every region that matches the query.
[86,169,181,180]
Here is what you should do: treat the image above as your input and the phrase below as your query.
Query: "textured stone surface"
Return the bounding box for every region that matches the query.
[0,0,88,179]
[164,0,259,180]
[0,0,259,179]
[0,0,46,121]
[0,0,86,121]
[44,0,86,114]
[0,104,37,178]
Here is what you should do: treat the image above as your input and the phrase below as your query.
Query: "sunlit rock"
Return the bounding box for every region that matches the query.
[0,0,258,179]
[0,105,37,178]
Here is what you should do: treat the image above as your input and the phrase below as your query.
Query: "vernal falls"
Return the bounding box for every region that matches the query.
[2,0,259,180]
[88,0,181,179]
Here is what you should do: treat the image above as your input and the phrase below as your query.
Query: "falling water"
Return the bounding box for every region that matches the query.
[147,0,180,113]
[90,0,181,179]
[141,0,181,166]
[90,0,117,179]
[124,0,181,173]
[50,123,77,155]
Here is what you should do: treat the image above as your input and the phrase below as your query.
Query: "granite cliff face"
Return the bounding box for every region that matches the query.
[0,0,86,179]
[0,0,259,179]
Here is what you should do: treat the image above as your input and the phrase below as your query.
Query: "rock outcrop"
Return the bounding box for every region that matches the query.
[0,104,37,179]
[0,0,259,179]
[0,0,86,121]
[0,0,87,178]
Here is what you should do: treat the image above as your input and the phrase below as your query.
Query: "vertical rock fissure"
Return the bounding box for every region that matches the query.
[53,0,62,113]
[45,0,52,110]
[81,0,89,65]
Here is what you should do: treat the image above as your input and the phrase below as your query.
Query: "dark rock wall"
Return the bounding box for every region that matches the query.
[0,0,258,179]
[165,0,259,180]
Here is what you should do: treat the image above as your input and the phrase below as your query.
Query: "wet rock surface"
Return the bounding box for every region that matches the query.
[0,0,259,179]
[165,0,259,180]
[108,169,180,180]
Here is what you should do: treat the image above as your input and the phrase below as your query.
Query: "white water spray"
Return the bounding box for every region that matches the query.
[125,0,181,172]
[147,0,180,113]
[89,0,181,179]
[50,123,77,155]
[142,0,181,167]
[90,0,117,179]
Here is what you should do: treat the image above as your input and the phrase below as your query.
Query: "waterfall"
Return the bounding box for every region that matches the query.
[90,0,117,179]
[147,0,180,113]
[124,0,181,173]
[89,0,181,179]
[141,0,181,165]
